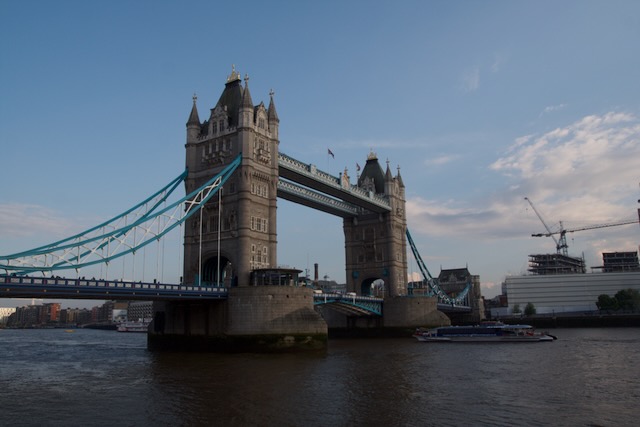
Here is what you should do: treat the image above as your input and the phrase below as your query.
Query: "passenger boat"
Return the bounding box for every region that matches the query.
[413,322,556,342]
[117,318,151,333]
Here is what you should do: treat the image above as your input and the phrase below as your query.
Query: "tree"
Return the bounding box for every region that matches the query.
[512,304,521,314]
[615,288,640,311]
[596,294,619,311]
[524,302,536,316]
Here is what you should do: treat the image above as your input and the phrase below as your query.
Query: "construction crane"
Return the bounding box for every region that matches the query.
[525,197,640,255]
[524,197,568,255]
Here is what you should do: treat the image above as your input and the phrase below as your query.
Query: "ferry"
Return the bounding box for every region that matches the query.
[117,318,151,333]
[413,322,556,343]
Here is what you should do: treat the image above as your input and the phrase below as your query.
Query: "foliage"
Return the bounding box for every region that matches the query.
[596,289,640,311]
[596,294,619,311]
[524,302,536,316]
[512,303,521,314]
[614,288,640,310]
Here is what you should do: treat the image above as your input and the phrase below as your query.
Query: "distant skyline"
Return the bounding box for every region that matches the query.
[2,1,640,308]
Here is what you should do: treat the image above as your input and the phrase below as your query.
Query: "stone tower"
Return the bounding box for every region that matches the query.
[343,151,408,297]
[183,67,280,286]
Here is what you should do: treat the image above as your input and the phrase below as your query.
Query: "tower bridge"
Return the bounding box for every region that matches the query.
[1,67,476,351]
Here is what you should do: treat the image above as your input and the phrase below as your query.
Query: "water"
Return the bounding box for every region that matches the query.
[1,328,639,426]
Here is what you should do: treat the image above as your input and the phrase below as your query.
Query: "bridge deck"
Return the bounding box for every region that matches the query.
[1,275,227,301]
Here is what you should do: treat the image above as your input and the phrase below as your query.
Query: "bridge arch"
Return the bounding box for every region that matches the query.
[202,254,234,286]
[360,277,385,297]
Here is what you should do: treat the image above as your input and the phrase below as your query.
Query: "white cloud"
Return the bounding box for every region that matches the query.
[460,66,480,92]
[406,111,640,278]
[424,154,460,166]
[491,52,506,73]
[0,203,76,239]
[491,112,640,217]
[539,103,567,116]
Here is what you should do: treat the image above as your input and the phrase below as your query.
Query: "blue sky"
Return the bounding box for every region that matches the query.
[1,0,640,308]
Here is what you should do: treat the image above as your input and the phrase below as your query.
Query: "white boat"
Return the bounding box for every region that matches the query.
[117,318,151,333]
[413,322,556,342]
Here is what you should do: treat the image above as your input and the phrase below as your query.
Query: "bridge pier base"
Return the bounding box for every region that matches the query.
[320,296,450,337]
[382,296,450,329]
[148,287,328,352]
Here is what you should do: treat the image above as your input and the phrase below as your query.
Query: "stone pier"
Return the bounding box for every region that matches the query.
[148,286,328,352]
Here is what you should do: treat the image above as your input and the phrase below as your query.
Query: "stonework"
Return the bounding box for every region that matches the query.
[183,69,279,287]
[344,152,408,298]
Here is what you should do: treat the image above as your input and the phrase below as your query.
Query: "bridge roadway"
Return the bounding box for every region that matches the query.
[1,275,469,314]
[0,274,227,301]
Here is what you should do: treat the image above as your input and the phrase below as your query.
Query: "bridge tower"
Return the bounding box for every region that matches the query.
[183,66,280,287]
[344,152,408,297]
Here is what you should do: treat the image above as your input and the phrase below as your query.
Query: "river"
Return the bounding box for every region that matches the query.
[1,327,639,426]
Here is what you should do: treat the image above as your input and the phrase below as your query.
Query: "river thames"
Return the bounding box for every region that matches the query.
[1,327,639,426]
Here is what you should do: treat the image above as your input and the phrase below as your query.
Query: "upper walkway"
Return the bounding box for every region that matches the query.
[277,152,391,217]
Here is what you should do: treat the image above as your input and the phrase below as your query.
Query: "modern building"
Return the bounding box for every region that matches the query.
[504,251,640,314]
[595,251,640,272]
[0,307,16,326]
[127,301,153,321]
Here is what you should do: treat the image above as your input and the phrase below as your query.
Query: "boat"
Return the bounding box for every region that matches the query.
[413,321,556,342]
[117,318,151,333]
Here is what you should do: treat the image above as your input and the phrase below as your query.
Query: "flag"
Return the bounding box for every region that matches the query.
[356,163,361,171]
[327,148,334,158]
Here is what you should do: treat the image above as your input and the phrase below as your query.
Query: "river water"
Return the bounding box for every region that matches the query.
[1,327,639,426]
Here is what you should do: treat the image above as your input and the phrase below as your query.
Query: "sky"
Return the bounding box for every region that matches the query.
[1,0,639,309]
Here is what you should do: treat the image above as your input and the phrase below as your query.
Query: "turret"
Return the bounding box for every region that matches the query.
[267,89,279,139]
[238,74,254,128]
[186,94,200,143]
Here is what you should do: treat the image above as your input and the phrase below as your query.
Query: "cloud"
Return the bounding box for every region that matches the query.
[460,66,480,92]
[491,52,506,73]
[424,154,460,166]
[407,111,640,263]
[539,103,567,117]
[0,203,77,239]
[491,112,639,207]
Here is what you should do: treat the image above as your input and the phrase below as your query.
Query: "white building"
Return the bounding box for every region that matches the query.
[504,271,640,314]
[0,307,17,325]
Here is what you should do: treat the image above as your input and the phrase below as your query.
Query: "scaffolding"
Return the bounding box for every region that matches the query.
[594,251,640,272]
[528,253,586,275]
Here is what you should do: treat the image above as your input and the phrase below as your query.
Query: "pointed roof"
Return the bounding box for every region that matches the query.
[186,94,200,126]
[385,159,393,181]
[396,165,404,188]
[267,89,279,122]
[357,150,385,194]
[215,65,244,127]
[241,74,254,109]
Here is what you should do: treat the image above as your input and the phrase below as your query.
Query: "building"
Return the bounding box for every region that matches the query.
[527,253,586,275]
[504,271,640,314]
[596,251,640,272]
[437,268,485,322]
[127,301,153,321]
[504,251,640,314]
[0,307,16,326]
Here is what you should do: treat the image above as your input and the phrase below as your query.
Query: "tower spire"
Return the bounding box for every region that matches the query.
[268,89,279,123]
[186,93,200,142]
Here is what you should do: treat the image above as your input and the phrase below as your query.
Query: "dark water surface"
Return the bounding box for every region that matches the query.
[1,328,639,426]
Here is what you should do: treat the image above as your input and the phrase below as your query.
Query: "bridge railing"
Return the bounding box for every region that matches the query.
[313,292,383,315]
[1,274,228,297]
[278,153,390,209]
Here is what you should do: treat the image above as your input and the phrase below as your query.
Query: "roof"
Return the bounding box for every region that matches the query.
[357,151,385,194]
